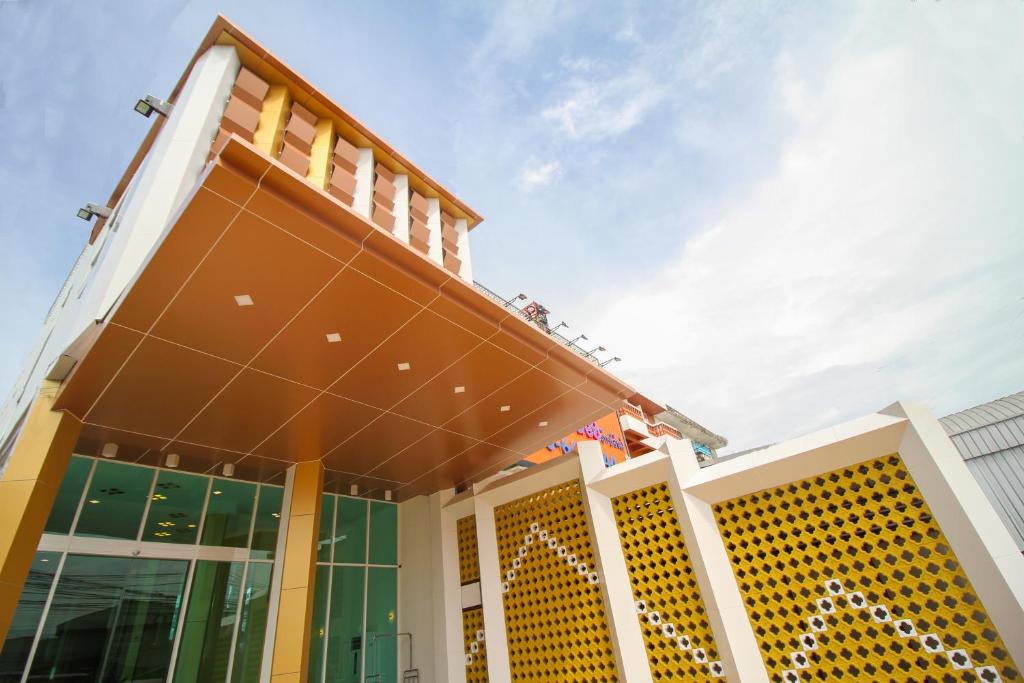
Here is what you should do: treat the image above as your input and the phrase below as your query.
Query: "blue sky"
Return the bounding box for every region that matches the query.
[0,1,1021,452]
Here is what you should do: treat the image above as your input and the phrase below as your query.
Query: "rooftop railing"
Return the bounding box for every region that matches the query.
[473,281,607,365]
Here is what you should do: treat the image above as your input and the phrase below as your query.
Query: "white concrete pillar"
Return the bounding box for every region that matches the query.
[665,439,769,682]
[429,490,465,683]
[454,217,473,282]
[353,148,374,219]
[578,441,654,683]
[392,175,410,244]
[882,401,1024,670]
[426,198,443,266]
[474,493,511,683]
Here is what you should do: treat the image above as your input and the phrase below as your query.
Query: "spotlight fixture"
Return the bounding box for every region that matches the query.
[101,443,119,459]
[76,203,112,222]
[569,334,588,346]
[599,356,622,368]
[503,293,528,306]
[586,345,607,356]
[551,321,569,333]
[384,490,393,502]
[350,484,359,496]
[165,453,180,469]
[222,462,235,477]
[134,94,173,118]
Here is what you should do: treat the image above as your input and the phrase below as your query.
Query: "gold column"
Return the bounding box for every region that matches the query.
[306,118,335,190]
[253,85,291,158]
[0,380,82,644]
[270,460,324,682]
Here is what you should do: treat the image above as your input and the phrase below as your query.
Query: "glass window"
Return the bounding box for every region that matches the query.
[364,567,397,683]
[368,501,397,566]
[143,470,208,544]
[334,497,367,564]
[44,455,92,534]
[201,479,256,548]
[0,551,61,682]
[325,566,365,683]
[74,460,155,539]
[173,561,243,683]
[308,565,330,683]
[317,495,336,563]
[30,554,188,682]
[250,485,283,559]
[230,562,272,683]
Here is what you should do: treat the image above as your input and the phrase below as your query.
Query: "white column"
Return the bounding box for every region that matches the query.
[353,148,374,219]
[882,401,1024,670]
[474,494,511,683]
[454,217,473,282]
[392,175,410,244]
[666,438,770,683]
[426,198,443,265]
[399,494,440,679]
[431,490,466,683]
[578,441,654,683]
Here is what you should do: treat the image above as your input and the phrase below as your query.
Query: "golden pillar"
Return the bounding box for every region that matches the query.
[0,380,82,644]
[270,459,324,682]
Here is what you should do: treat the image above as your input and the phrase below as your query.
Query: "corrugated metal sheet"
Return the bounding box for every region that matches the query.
[940,390,1024,551]
[965,448,1024,550]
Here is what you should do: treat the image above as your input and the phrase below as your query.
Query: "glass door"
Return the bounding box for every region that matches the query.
[28,554,189,682]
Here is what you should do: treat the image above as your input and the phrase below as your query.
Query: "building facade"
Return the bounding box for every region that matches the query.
[0,17,1021,683]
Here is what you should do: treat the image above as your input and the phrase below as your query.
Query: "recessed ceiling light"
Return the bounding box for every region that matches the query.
[538,421,548,427]
[500,405,511,412]
[234,294,254,306]
[454,386,465,394]
[397,362,411,371]
[326,332,342,343]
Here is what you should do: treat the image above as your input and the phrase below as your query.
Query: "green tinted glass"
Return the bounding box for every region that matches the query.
[308,565,331,683]
[317,495,336,562]
[368,502,397,565]
[251,485,283,558]
[325,566,365,683]
[74,460,155,539]
[333,497,367,564]
[44,455,92,534]
[30,554,188,682]
[173,561,243,683]
[143,470,207,544]
[201,479,256,548]
[365,567,397,683]
[230,562,272,683]
[0,551,60,682]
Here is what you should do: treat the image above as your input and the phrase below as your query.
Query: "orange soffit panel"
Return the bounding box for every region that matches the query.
[54,137,634,500]
[525,411,628,466]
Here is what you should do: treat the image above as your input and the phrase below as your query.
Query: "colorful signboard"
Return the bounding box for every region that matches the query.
[524,411,628,467]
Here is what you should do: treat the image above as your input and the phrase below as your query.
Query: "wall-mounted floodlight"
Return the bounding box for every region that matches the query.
[503,293,528,306]
[551,321,569,333]
[134,95,174,118]
[586,345,607,356]
[76,203,112,222]
[599,356,622,368]
[569,334,588,345]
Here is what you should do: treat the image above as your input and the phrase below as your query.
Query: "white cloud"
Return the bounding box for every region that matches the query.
[518,160,561,189]
[587,4,1024,453]
[542,69,665,140]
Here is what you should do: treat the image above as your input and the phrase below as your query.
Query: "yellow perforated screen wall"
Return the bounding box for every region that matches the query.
[713,453,1020,682]
[612,482,726,680]
[457,515,488,681]
[458,514,481,585]
[494,480,618,681]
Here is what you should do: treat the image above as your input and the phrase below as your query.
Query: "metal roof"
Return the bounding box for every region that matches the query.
[940,390,1024,460]
[940,390,1024,551]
